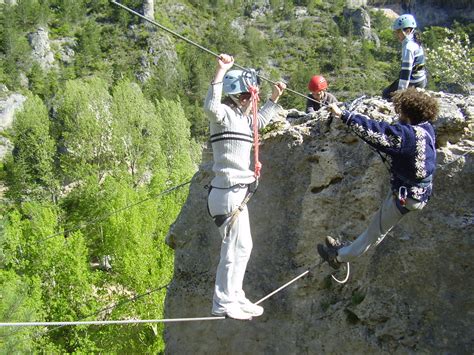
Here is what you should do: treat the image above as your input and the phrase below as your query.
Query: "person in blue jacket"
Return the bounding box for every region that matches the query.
[318,88,439,269]
[382,14,427,101]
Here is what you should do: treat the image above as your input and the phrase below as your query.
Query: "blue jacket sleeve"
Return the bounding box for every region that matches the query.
[341,110,405,155]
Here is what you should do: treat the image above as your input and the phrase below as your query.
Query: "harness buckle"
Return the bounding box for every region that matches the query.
[398,186,408,206]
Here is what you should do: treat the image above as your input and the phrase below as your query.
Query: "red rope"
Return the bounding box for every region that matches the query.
[248,85,261,179]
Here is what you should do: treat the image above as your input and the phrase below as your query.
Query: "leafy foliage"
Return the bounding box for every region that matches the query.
[0,0,471,352]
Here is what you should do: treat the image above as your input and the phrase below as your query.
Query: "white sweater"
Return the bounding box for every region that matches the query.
[204,82,283,188]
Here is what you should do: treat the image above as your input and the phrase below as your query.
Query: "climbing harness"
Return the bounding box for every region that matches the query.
[110,1,327,107]
[206,182,257,230]
[398,186,408,206]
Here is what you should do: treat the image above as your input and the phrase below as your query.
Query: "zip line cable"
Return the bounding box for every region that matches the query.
[0,262,316,331]
[36,180,192,245]
[110,0,327,107]
[37,282,171,337]
[0,261,350,327]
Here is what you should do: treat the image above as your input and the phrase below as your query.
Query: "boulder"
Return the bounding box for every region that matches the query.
[28,27,55,70]
[164,91,473,354]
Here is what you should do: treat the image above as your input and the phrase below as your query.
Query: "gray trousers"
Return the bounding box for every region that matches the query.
[208,185,252,311]
[337,192,426,262]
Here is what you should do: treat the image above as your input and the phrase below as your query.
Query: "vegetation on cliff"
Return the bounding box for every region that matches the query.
[0,0,472,352]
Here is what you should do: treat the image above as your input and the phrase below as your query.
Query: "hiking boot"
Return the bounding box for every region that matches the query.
[317,243,341,270]
[325,236,350,249]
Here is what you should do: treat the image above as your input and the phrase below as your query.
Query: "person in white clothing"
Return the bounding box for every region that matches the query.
[204,54,286,320]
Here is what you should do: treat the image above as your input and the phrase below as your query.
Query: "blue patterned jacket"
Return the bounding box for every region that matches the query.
[341,110,436,203]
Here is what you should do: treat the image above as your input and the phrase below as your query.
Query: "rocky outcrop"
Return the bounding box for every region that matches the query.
[28,27,55,70]
[164,91,473,354]
[369,0,474,27]
[0,87,27,160]
[343,6,380,46]
[245,0,272,19]
[136,32,178,84]
[347,0,367,8]
[143,0,154,20]
[51,37,77,64]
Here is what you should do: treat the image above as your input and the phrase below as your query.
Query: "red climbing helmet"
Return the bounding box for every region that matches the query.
[308,75,328,92]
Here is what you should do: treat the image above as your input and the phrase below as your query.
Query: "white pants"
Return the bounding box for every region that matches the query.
[208,185,252,311]
[338,192,426,262]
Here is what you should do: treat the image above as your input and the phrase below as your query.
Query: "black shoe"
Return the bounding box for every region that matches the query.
[325,236,350,249]
[317,243,341,270]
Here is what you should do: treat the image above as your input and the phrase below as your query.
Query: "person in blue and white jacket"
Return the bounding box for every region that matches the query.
[382,14,427,101]
[204,54,286,320]
[318,88,439,269]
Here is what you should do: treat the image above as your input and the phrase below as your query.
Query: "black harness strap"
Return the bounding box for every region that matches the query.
[206,182,258,228]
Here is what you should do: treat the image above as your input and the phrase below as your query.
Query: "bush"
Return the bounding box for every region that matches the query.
[426,28,474,94]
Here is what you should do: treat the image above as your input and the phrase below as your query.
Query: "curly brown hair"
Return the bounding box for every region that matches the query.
[392,88,439,125]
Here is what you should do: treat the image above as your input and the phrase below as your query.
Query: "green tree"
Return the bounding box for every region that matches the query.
[111,80,167,186]
[4,95,58,202]
[2,202,98,352]
[0,271,44,353]
[75,20,104,76]
[55,77,115,182]
[426,28,474,94]
[155,98,196,184]
[0,7,31,89]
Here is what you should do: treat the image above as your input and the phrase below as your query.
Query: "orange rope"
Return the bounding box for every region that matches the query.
[248,85,261,179]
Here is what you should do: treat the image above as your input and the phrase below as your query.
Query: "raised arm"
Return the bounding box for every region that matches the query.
[203,54,234,124]
[255,81,286,129]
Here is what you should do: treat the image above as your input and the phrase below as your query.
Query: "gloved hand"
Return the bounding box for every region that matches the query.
[328,103,343,119]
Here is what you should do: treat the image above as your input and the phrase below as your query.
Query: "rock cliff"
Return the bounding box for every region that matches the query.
[0,87,26,161]
[164,91,473,354]
[369,0,474,27]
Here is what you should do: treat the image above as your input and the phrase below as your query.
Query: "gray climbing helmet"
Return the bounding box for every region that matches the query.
[392,14,417,30]
[223,69,258,95]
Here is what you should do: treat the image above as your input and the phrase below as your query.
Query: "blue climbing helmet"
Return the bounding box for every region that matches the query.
[223,69,259,95]
[392,14,417,30]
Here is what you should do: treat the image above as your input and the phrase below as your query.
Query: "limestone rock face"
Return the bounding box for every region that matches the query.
[51,37,77,64]
[343,7,380,46]
[136,32,178,84]
[0,89,26,160]
[143,0,154,20]
[164,91,473,354]
[369,0,474,27]
[347,0,368,8]
[28,27,55,70]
